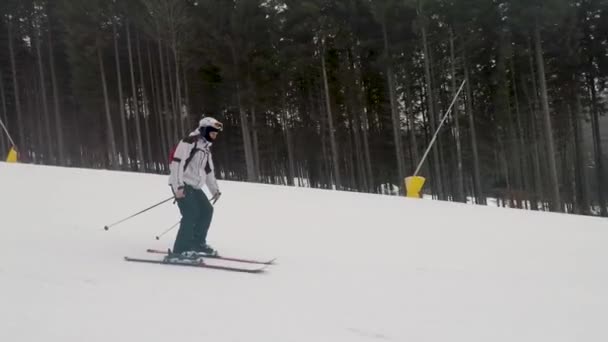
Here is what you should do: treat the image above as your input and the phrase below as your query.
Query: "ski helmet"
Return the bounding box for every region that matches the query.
[198,117,223,142]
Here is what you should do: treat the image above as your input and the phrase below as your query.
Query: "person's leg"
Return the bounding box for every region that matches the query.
[191,189,214,248]
[172,186,200,254]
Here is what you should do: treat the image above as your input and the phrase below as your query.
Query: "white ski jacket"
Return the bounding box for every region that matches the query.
[168,132,220,196]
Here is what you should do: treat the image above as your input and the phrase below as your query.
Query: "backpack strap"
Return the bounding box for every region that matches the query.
[170,135,198,164]
[183,138,207,171]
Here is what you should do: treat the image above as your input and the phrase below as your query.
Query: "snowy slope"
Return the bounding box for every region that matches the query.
[0,162,607,342]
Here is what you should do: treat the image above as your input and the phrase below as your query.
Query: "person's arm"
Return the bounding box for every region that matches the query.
[205,153,220,198]
[169,141,194,196]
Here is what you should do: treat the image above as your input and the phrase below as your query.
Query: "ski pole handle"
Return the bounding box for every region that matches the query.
[104,196,174,231]
[211,192,222,205]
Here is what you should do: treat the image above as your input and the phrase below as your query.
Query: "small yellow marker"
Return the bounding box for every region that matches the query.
[6,146,18,163]
[405,176,426,199]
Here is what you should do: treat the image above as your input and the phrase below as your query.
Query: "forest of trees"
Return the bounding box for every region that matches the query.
[0,0,607,216]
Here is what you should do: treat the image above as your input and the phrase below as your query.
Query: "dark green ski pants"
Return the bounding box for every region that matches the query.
[173,185,214,254]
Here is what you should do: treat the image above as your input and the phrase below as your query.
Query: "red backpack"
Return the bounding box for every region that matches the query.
[168,144,179,164]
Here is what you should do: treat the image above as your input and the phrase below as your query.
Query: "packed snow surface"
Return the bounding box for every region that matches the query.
[0,162,607,341]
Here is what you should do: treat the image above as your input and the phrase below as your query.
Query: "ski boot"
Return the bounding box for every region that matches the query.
[195,243,218,257]
[164,249,204,264]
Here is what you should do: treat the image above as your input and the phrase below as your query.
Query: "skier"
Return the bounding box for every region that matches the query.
[168,117,223,259]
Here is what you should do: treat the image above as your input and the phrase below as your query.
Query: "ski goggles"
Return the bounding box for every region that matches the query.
[211,121,224,131]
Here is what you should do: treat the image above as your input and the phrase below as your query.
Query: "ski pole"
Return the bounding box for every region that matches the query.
[154,194,220,239]
[155,221,180,240]
[150,193,221,240]
[104,196,174,231]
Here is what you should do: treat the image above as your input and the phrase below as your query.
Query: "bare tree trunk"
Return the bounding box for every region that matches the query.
[345,47,369,191]
[530,102,545,210]
[319,90,331,189]
[7,18,24,148]
[450,28,465,202]
[112,18,129,169]
[33,19,52,164]
[346,128,357,189]
[511,59,532,205]
[588,73,607,216]
[321,40,342,190]
[182,62,190,128]
[165,46,178,139]
[137,32,153,170]
[280,85,296,186]
[126,22,144,170]
[534,25,562,212]
[350,90,366,192]
[524,42,545,210]
[352,50,374,191]
[315,80,331,188]
[30,75,43,162]
[463,50,484,204]
[97,41,118,167]
[149,41,167,165]
[573,89,590,214]
[361,92,373,191]
[498,135,511,206]
[561,124,574,213]
[0,71,8,154]
[421,25,444,199]
[346,49,367,191]
[568,101,581,213]
[504,62,522,203]
[238,96,255,181]
[171,36,184,137]
[305,81,320,187]
[382,20,405,191]
[430,42,448,199]
[405,79,419,173]
[247,74,261,177]
[230,43,256,182]
[148,41,166,167]
[251,104,261,178]
[157,35,172,146]
[47,15,65,165]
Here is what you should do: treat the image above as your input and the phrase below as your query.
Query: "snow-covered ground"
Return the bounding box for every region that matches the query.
[1,162,607,342]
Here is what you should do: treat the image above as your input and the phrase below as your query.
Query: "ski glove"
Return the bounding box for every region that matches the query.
[210,191,221,204]
[174,187,186,199]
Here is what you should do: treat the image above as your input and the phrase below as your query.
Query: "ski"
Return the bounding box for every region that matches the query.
[146,248,276,265]
[124,256,267,274]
